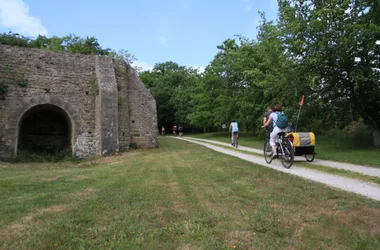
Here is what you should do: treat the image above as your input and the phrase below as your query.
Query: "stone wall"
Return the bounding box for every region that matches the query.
[125,64,159,148]
[114,60,131,152]
[0,45,97,159]
[0,44,158,160]
[95,56,119,155]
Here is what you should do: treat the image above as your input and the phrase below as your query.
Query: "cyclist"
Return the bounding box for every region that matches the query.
[262,104,286,158]
[263,105,274,138]
[229,119,239,146]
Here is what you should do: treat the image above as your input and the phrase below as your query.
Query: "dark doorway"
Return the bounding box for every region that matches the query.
[18,104,71,154]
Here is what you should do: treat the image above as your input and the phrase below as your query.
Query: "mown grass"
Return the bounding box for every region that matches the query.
[190,132,380,167]
[0,137,380,249]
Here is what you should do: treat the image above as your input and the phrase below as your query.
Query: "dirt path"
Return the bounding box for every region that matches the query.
[173,137,380,201]
[186,137,380,178]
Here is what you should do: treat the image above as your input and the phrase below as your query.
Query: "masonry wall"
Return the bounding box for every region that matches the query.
[0,44,158,160]
[95,56,119,155]
[114,60,131,152]
[0,45,97,159]
[124,64,159,148]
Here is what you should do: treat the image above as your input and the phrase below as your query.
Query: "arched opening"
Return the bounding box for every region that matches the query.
[17,104,72,154]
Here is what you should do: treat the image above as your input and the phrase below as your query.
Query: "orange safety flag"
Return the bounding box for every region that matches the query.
[300,95,305,106]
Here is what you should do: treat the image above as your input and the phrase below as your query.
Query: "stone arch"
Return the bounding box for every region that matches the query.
[8,96,86,156]
[18,104,72,154]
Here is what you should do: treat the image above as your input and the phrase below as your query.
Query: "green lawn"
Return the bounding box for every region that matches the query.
[189,132,380,167]
[0,137,380,249]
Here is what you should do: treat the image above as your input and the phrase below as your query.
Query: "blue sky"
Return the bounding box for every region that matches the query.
[0,0,278,71]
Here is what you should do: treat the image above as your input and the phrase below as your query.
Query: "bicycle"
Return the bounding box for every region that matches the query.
[264,132,294,168]
[232,132,239,148]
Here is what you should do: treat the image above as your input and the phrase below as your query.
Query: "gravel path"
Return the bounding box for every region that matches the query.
[187,137,380,178]
[174,137,380,201]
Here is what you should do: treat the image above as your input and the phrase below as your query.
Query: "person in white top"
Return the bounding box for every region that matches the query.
[229,119,239,145]
[262,104,286,157]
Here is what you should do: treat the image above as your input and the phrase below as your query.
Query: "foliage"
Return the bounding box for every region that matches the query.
[0,31,135,62]
[89,76,99,95]
[0,65,28,96]
[140,62,200,128]
[278,0,380,145]
[13,150,81,163]
[128,142,139,149]
[118,95,124,109]
[2,1,380,148]
[139,1,379,147]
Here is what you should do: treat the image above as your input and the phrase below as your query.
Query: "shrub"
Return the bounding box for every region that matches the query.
[13,150,82,163]
[129,142,139,149]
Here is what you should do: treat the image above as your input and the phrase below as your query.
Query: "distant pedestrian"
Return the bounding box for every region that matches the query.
[172,124,177,136]
[161,126,166,135]
[178,125,183,137]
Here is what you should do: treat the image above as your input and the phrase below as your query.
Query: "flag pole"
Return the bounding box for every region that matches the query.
[295,105,302,132]
[295,95,304,132]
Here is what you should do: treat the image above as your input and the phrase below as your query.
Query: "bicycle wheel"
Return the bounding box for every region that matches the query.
[305,154,315,162]
[263,140,272,164]
[281,139,294,168]
[235,137,238,148]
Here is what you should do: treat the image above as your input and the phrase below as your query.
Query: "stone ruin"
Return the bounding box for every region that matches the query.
[0,44,159,159]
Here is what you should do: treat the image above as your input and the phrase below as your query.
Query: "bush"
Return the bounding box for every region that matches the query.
[129,142,139,149]
[343,121,372,148]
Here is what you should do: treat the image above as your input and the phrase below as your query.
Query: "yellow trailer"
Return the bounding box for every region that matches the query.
[286,132,317,162]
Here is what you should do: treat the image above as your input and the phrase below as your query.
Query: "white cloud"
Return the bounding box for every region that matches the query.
[0,0,47,36]
[133,61,154,72]
[158,35,168,47]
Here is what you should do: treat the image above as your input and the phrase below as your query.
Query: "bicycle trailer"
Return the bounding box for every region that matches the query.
[286,132,317,162]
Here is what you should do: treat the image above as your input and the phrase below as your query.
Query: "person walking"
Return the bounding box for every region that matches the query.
[172,124,177,136]
[161,126,166,136]
[178,125,184,137]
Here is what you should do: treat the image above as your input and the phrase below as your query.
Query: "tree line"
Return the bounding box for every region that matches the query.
[140,0,380,148]
[1,0,379,147]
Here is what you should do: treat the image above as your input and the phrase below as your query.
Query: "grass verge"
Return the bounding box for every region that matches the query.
[0,137,380,249]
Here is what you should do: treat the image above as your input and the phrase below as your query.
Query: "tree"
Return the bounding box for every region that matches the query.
[139,62,200,129]
[279,0,380,147]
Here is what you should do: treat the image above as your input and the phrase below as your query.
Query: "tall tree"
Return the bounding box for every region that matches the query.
[279,0,380,146]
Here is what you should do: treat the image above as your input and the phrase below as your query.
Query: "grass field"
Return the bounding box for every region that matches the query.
[1,137,380,249]
[189,132,380,167]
